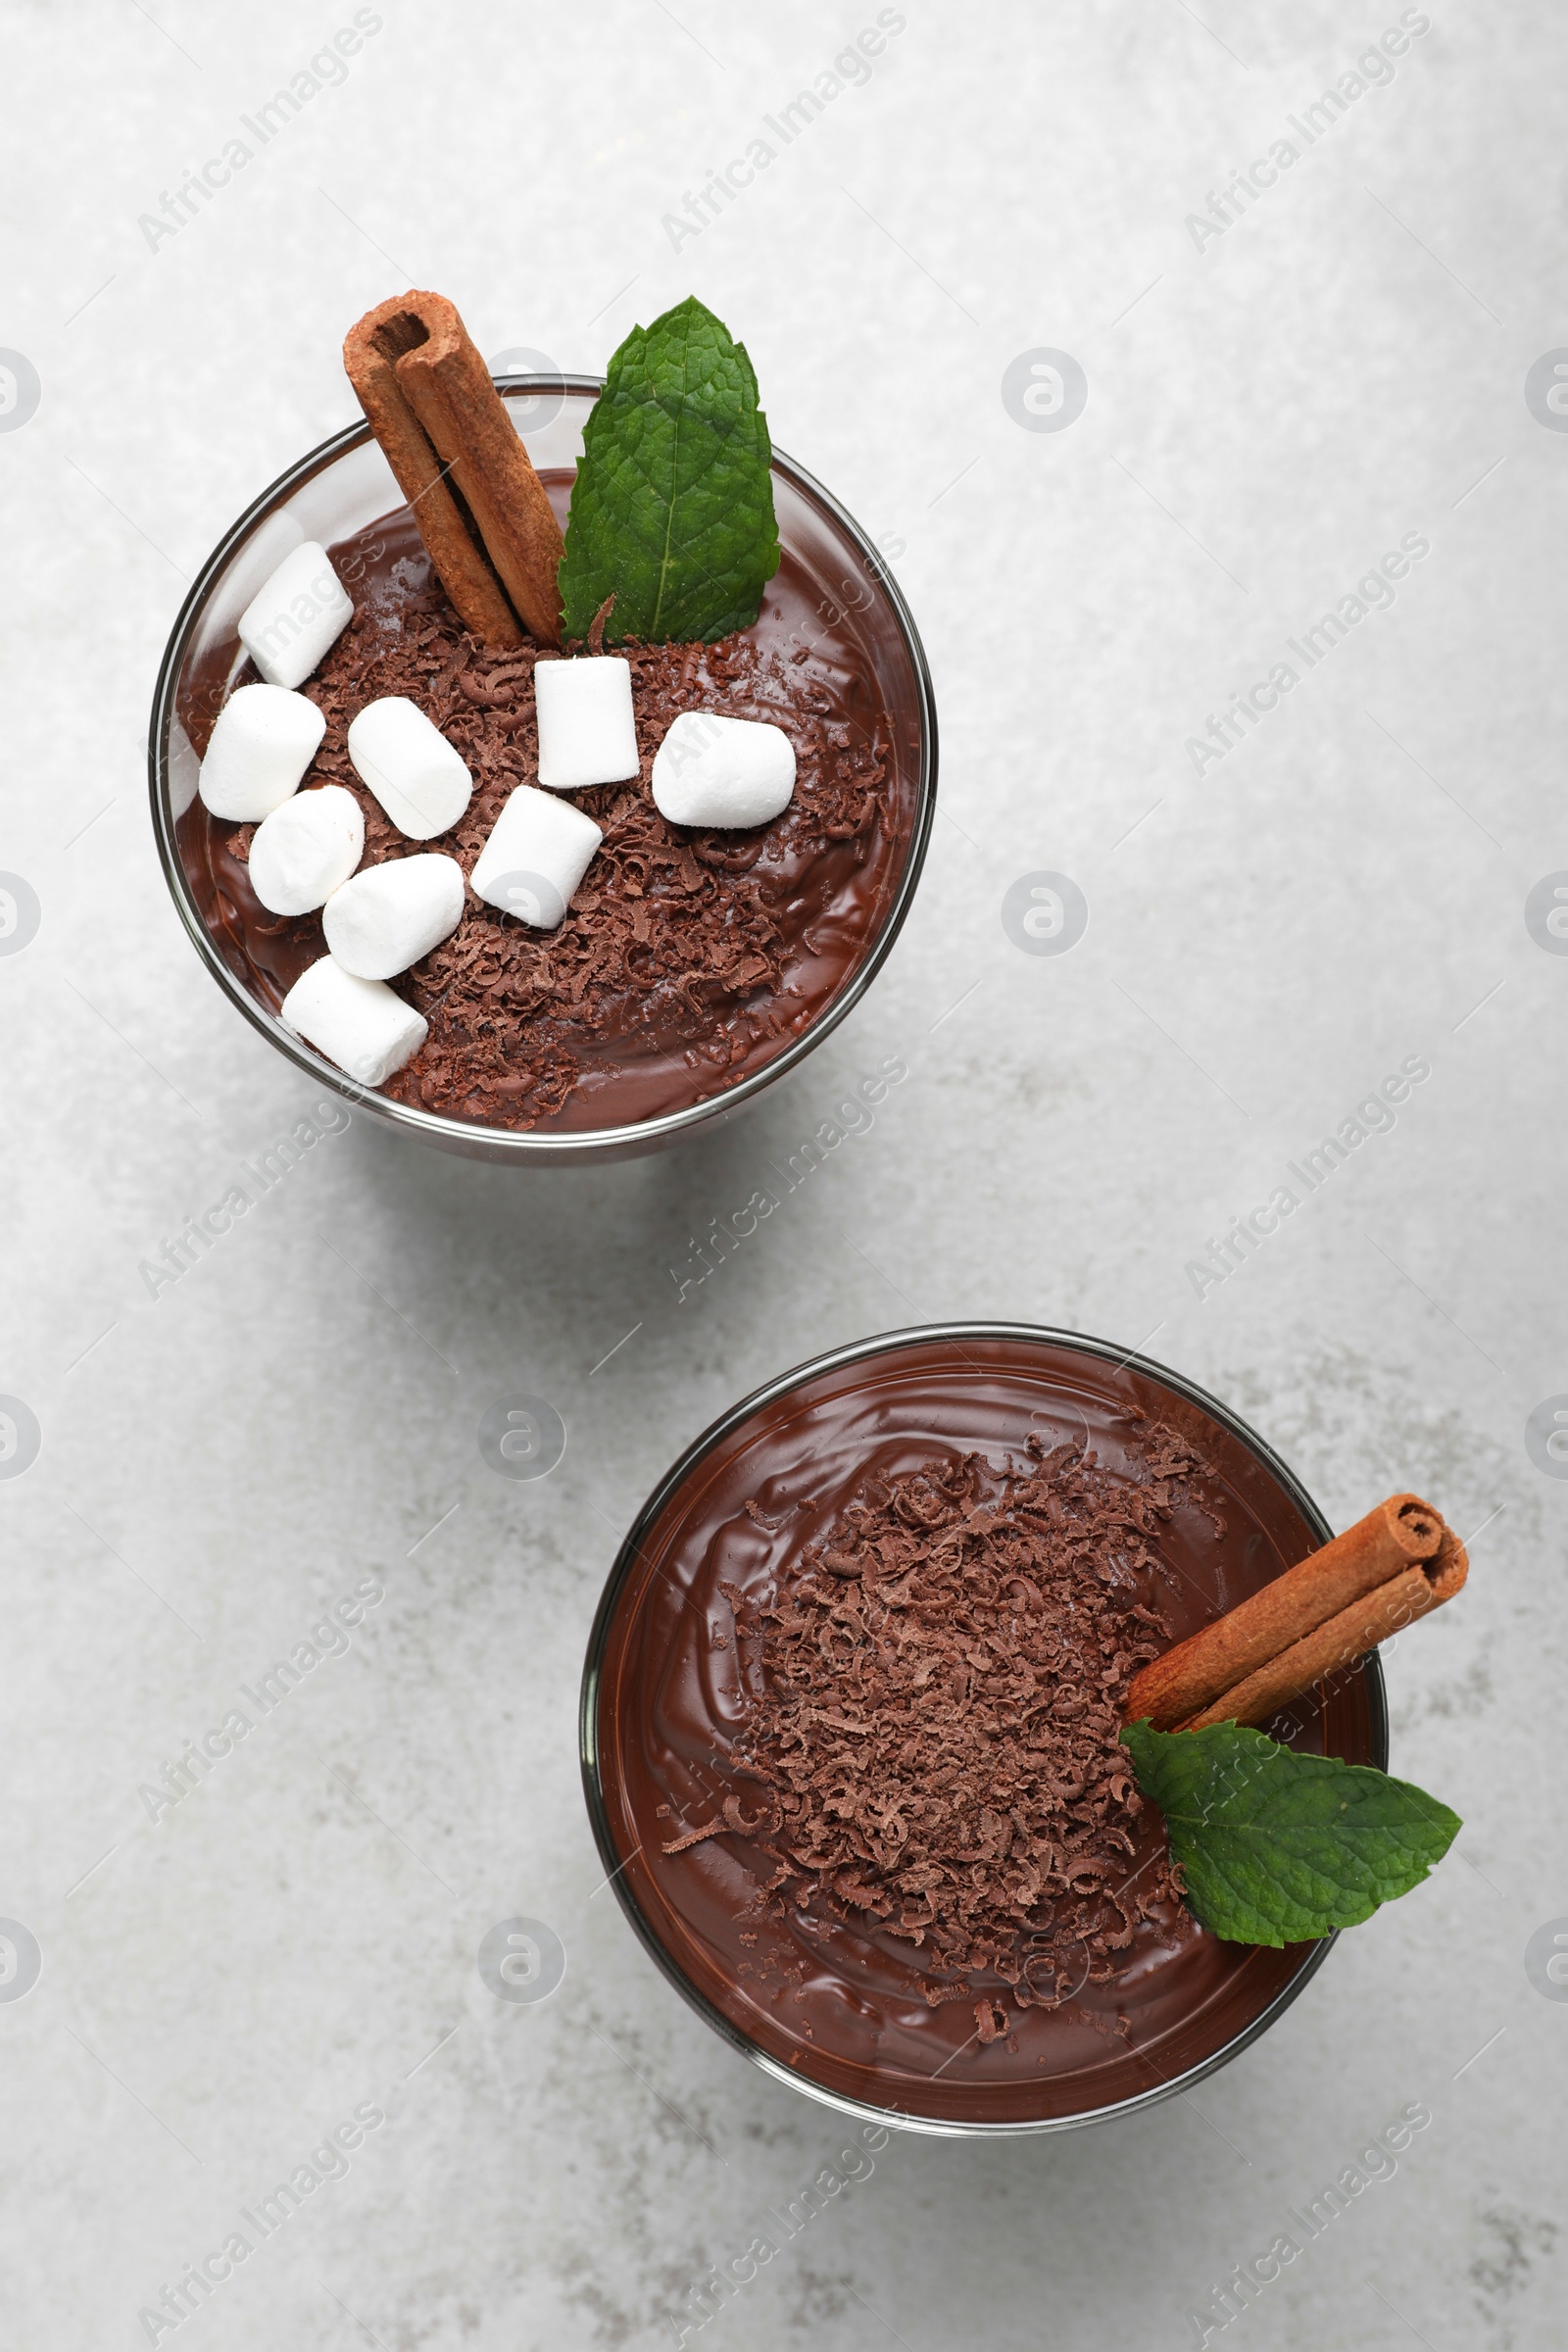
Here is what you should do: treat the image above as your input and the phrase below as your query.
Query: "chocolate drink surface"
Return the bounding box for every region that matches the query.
[590,1334,1383,2127]
[174,486,917,1133]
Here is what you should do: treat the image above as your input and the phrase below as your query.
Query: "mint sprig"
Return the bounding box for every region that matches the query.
[559,295,780,646]
[1119,1719,1460,1948]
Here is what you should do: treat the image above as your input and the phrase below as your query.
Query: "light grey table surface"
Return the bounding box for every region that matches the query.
[3,4,1563,2346]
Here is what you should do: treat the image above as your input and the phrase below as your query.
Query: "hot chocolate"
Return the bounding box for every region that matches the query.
[585,1331,1383,2129]
[173,492,918,1132]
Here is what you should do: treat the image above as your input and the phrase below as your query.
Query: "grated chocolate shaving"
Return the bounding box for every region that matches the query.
[706,1430,1217,2010]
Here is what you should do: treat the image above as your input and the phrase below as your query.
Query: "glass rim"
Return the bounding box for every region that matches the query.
[579,1319,1389,2138]
[147,376,939,1158]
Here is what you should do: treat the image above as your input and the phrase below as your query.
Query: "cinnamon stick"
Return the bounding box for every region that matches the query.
[344,291,565,648]
[1124,1494,1461,1733]
[344,294,520,646]
[395,302,564,647]
[1178,1528,1469,1731]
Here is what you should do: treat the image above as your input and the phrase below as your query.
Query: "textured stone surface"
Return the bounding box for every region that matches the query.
[1,4,1562,2346]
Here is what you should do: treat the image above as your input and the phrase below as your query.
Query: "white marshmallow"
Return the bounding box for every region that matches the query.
[533,657,640,791]
[280,956,427,1088]
[322,854,466,980]
[652,711,796,830]
[198,684,326,822]
[238,542,354,690]
[469,785,602,930]
[347,697,473,840]
[248,786,365,916]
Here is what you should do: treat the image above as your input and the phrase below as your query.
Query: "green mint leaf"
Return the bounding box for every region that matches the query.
[559,295,780,645]
[1119,1718,1460,1948]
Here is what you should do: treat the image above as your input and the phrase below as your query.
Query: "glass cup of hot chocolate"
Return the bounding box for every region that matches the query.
[582,1324,1388,2135]
[150,298,934,1166]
